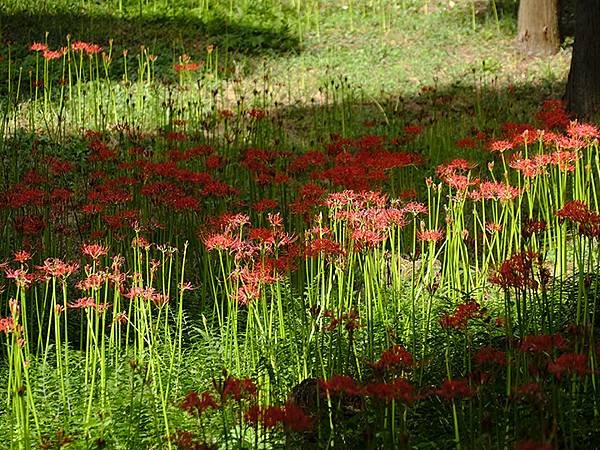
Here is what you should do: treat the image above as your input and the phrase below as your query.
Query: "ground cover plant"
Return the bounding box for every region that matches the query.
[1,0,598,449]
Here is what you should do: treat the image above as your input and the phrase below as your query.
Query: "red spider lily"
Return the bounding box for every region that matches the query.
[489,251,543,291]
[456,137,478,149]
[469,181,520,202]
[71,41,103,55]
[42,49,65,60]
[519,333,567,354]
[180,391,218,415]
[550,149,579,170]
[486,222,502,233]
[522,219,547,239]
[82,243,108,260]
[13,251,31,263]
[245,405,285,428]
[402,201,427,216]
[566,121,600,139]
[417,227,444,242]
[318,375,362,397]
[436,379,473,400]
[511,129,540,147]
[252,198,278,212]
[245,403,312,432]
[0,317,16,334]
[351,228,386,248]
[374,344,414,371]
[76,273,106,291]
[4,268,35,288]
[555,200,590,223]
[547,353,587,379]
[248,108,266,119]
[325,310,360,332]
[404,124,424,136]
[37,258,79,279]
[174,54,202,73]
[363,378,415,404]
[30,42,48,52]
[509,154,543,177]
[555,200,600,237]
[69,297,97,310]
[304,238,344,258]
[439,300,483,330]
[513,382,542,400]
[487,139,513,152]
[473,347,506,366]
[280,403,313,432]
[536,99,569,130]
[219,377,257,402]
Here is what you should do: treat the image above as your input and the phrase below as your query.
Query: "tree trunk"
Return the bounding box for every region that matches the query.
[517,0,560,56]
[564,0,600,119]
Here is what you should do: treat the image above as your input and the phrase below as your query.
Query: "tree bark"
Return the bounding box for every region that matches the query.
[517,0,560,56]
[564,0,600,119]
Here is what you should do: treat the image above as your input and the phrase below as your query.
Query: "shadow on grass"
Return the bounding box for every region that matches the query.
[0,7,300,87]
[272,77,567,164]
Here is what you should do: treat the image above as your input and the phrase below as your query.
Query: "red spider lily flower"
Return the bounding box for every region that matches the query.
[281,402,313,432]
[68,297,97,310]
[456,137,478,149]
[248,108,266,119]
[180,391,218,415]
[486,222,502,234]
[566,121,600,140]
[318,375,362,397]
[489,251,542,291]
[436,379,473,401]
[404,124,424,136]
[43,49,65,60]
[555,200,590,224]
[513,382,542,400]
[252,198,278,213]
[514,439,553,450]
[402,201,427,216]
[245,405,285,429]
[30,42,48,52]
[488,139,513,152]
[0,317,16,334]
[469,181,521,202]
[439,300,483,330]
[351,228,386,248]
[37,258,79,279]
[547,353,587,379]
[304,238,344,258]
[81,243,108,260]
[220,377,257,402]
[417,227,444,243]
[326,310,360,332]
[76,273,106,291]
[13,251,31,263]
[245,403,312,432]
[519,333,567,354]
[473,347,506,366]
[363,378,415,404]
[169,429,211,450]
[4,268,34,288]
[71,41,103,55]
[536,99,569,130]
[374,345,414,371]
[522,219,547,239]
[509,154,543,178]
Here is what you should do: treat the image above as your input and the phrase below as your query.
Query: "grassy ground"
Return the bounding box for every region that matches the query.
[0,0,570,117]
